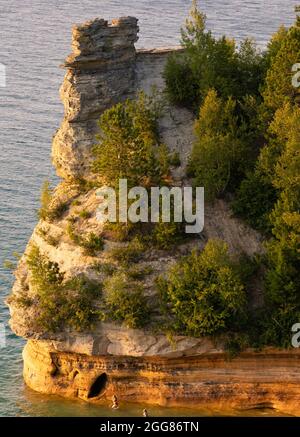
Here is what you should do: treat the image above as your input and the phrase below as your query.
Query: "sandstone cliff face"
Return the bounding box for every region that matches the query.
[52,17,139,179]
[51,15,263,255]
[52,18,191,182]
[7,16,294,414]
[23,340,300,416]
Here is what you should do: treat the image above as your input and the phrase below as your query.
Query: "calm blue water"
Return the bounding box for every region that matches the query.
[0,0,298,417]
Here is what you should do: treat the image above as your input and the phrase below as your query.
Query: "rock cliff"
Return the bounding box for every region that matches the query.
[52,17,139,179]
[23,340,300,415]
[7,17,299,415]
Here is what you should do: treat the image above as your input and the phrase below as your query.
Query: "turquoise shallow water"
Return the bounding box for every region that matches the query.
[0,0,298,417]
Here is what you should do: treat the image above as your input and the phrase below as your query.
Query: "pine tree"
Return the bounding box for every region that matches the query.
[188,89,247,201]
[92,92,169,188]
[262,8,300,111]
[262,103,300,346]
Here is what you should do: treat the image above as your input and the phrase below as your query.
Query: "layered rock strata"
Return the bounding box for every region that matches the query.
[52,17,139,179]
[8,17,299,415]
[24,340,300,416]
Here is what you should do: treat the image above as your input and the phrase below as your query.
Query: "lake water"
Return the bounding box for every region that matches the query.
[0,0,298,417]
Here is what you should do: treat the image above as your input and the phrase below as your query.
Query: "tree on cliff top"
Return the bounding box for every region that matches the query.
[262,6,300,111]
[187,89,251,201]
[163,0,266,108]
[92,91,170,189]
[157,239,247,337]
[254,102,300,347]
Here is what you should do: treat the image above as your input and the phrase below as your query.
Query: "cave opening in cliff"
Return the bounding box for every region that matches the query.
[87,373,108,398]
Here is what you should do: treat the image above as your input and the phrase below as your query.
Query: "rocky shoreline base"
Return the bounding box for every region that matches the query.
[23,340,300,416]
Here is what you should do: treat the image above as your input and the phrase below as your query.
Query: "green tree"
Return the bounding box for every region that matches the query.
[103,272,149,328]
[242,101,300,236]
[234,38,267,99]
[188,89,247,201]
[38,180,68,221]
[163,53,199,108]
[182,4,236,97]
[157,239,247,337]
[38,180,53,220]
[262,8,300,111]
[92,91,169,188]
[260,103,300,347]
[26,245,101,331]
[258,102,300,183]
[263,25,288,70]
[266,131,300,294]
[232,170,277,233]
[164,1,265,108]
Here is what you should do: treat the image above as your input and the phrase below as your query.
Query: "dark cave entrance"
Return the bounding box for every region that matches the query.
[87,373,108,398]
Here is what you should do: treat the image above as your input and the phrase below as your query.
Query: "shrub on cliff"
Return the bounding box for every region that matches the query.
[38,180,52,220]
[108,237,144,267]
[232,170,277,234]
[67,223,104,256]
[262,8,300,112]
[103,221,137,242]
[38,180,68,222]
[103,271,149,329]
[261,108,300,347]
[26,245,102,331]
[163,53,199,109]
[157,239,247,337]
[188,90,249,201]
[92,91,170,188]
[150,221,184,249]
[163,1,266,109]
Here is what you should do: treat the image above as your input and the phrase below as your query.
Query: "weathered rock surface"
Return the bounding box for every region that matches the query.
[15,322,222,357]
[7,16,297,414]
[52,17,188,181]
[52,17,139,179]
[24,340,300,415]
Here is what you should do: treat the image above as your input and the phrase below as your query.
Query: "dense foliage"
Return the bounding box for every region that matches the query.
[262,13,300,112]
[20,3,300,348]
[170,3,269,203]
[157,240,247,337]
[103,271,149,328]
[92,91,169,188]
[26,245,102,331]
[92,90,186,248]
[38,180,68,222]
[188,90,250,200]
[231,170,277,233]
[260,103,300,347]
[164,1,266,109]
[162,3,300,348]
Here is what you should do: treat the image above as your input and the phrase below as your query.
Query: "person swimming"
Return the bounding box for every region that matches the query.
[111,394,119,409]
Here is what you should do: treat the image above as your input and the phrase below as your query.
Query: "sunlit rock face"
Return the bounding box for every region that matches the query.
[8,16,295,414]
[51,16,195,182]
[52,17,139,179]
[24,340,300,415]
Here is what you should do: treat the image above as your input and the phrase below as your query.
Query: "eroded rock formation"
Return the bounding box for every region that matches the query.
[8,17,299,415]
[24,340,300,416]
[52,17,139,179]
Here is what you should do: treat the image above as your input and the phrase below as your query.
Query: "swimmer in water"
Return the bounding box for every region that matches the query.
[111,395,119,409]
[142,408,149,417]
